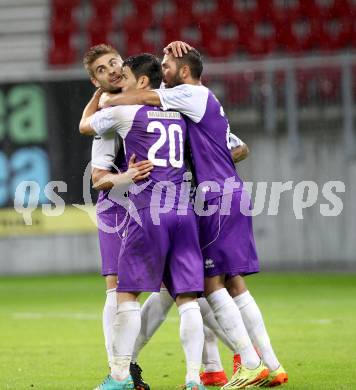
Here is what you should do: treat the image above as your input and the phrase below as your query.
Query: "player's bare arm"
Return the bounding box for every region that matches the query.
[92,154,153,190]
[99,89,161,109]
[231,143,250,163]
[79,88,103,135]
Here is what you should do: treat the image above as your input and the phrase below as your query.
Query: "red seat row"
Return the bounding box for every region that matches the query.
[49,0,356,65]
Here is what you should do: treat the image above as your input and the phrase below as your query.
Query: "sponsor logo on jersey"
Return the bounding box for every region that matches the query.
[205,258,215,269]
[147,111,181,120]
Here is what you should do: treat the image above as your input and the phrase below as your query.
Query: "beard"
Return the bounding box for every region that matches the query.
[165,72,184,88]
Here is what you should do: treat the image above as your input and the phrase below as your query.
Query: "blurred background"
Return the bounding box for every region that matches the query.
[0,0,355,275]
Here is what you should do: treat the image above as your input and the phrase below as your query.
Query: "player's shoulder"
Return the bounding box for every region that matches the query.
[110,104,143,119]
[171,83,208,96]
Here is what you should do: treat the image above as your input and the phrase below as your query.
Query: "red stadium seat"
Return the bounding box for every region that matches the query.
[276,13,319,53]
[49,28,77,64]
[122,19,161,56]
[297,69,319,104]
[319,68,341,101]
[200,17,239,58]
[49,16,78,65]
[174,0,195,20]
[87,19,114,47]
[225,74,253,106]
[86,0,119,47]
[163,15,203,52]
[91,0,119,19]
[52,0,80,19]
[270,0,301,20]
[245,16,278,56]
[297,68,340,104]
[319,16,352,50]
[130,0,158,20]
[231,0,263,21]
[49,0,79,65]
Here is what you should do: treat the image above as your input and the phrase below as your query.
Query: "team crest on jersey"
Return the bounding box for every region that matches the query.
[205,258,215,269]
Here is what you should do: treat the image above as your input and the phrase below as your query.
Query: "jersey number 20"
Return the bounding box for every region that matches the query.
[147,121,183,168]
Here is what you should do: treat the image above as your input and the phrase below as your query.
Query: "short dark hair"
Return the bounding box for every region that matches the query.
[122,53,162,89]
[170,47,203,79]
[83,44,120,77]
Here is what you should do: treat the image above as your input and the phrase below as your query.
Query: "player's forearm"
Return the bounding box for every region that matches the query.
[231,143,250,163]
[105,90,161,107]
[92,171,117,191]
[79,93,101,135]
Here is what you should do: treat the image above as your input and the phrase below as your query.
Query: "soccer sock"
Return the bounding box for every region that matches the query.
[207,288,260,370]
[178,301,204,384]
[132,288,174,363]
[234,291,280,371]
[198,297,236,352]
[202,325,224,372]
[103,288,117,367]
[111,301,141,381]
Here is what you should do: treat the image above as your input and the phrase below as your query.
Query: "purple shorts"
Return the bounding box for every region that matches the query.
[198,190,260,278]
[117,208,204,299]
[97,205,129,276]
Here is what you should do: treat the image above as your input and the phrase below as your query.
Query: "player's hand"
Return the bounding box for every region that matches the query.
[128,154,153,182]
[93,87,103,99]
[163,41,192,57]
[98,92,114,109]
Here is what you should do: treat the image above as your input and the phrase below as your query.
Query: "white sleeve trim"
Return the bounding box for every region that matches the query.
[229,133,244,148]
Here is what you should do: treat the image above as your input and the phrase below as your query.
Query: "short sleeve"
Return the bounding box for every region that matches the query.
[90,105,141,138]
[91,133,119,171]
[90,107,119,136]
[154,84,209,123]
[229,133,244,148]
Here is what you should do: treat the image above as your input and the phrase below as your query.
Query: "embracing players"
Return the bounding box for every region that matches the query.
[80,53,207,390]
[100,44,287,389]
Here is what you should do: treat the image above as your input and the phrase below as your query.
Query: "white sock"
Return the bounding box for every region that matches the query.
[178,301,204,384]
[132,288,174,363]
[103,288,117,367]
[111,301,141,380]
[198,297,235,352]
[234,291,280,371]
[207,288,260,369]
[202,325,224,372]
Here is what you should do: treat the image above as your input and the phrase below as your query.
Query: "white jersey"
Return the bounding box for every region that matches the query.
[155,84,209,123]
[90,105,143,139]
[91,132,120,171]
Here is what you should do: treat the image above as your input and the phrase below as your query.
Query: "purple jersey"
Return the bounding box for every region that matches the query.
[156,84,243,200]
[90,105,189,210]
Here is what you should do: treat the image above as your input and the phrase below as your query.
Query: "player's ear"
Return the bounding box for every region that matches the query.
[91,77,100,88]
[180,64,190,80]
[138,75,149,89]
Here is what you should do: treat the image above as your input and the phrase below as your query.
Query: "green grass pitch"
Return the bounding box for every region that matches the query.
[0,272,355,390]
